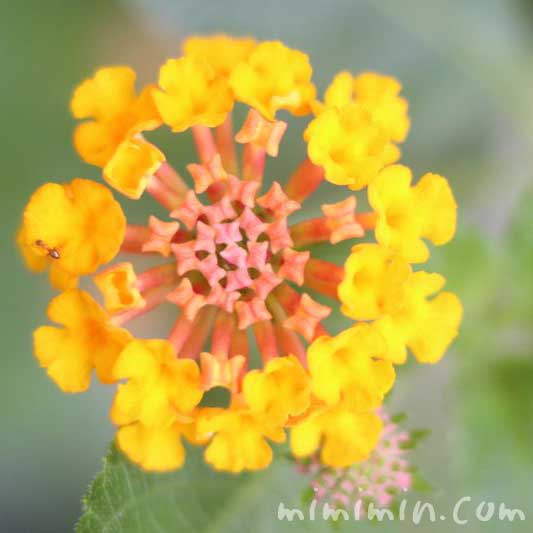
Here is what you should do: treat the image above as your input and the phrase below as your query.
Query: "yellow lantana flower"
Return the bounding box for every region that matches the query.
[20,178,126,287]
[307,323,395,410]
[230,41,316,120]
[17,226,78,290]
[93,262,145,314]
[338,243,412,320]
[375,271,463,364]
[197,356,311,473]
[183,34,257,78]
[71,66,160,155]
[71,66,163,198]
[242,355,311,424]
[116,419,200,472]
[111,339,203,427]
[153,56,234,132]
[369,164,457,263]
[104,137,165,200]
[304,103,400,190]
[198,401,286,473]
[33,290,132,392]
[339,244,462,364]
[320,71,410,143]
[291,403,383,468]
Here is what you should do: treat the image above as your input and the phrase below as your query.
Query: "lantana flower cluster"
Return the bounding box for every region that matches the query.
[18,35,462,475]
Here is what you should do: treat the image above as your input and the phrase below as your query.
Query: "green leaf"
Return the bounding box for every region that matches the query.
[390,412,407,425]
[399,428,431,451]
[410,470,433,494]
[76,443,314,533]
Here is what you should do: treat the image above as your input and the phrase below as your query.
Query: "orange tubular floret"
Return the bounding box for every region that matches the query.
[285,158,324,203]
[179,306,217,359]
[304,258,344,300]
[122,225,151,253]
[290,218,331,247]
[168,314,194,355]
[291,211,377,247]
[282,293,331,342]
[215,114,238,174]
[210,310,235,358]
[273,284,330,341]
[146,175,185,210]
[94,262,145,313]
[235,109,287,157]
[200,352,246,393]
[253,319,279,364]
[229,326,249,359]
[154,161,189,198]
[274,322,307,366]
[136,263,178,293]
[192,125,218,165]
[268,296,307,365]
[241,143,266,182]
[356,211,378,230]
[112,284,177,326]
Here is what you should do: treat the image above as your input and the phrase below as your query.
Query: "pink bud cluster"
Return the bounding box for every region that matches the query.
[299,412,412,514]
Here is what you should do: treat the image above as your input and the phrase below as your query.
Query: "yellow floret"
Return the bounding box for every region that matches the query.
[183,34,257,78]
[111,339,203,427]
[197,401,286,473]
[103,137,165,199]
[153,56,234,132]
[230,41,316,120]
[369,164,457,263]
[116,419,199,472]
[338,243,412,320]
[291,403,383,468]
[319,71,410,142]
[21,178,126,281]
[307,323,395,410]
[374,271,463,364]
[71,66,161,167]
[242,355,311,424]
[33,290,132,392]
[304,103,400,190]
[338,243,462,364]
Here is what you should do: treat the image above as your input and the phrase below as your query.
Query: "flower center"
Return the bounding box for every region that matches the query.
[166,174,303,328]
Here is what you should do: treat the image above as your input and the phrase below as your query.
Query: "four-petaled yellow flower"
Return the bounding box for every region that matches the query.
[116,419,200,472]
[153,56,234,132]
[19,178,126,289]
[71,66,163,199]
[291,403,383,468]
[307,323,395,410]
[243,355,311,424]
[374,271,463,364]
[369,164,457,262]
[19,34,462,475]
[111,339,203,427]
[33,290,132,392]
[198,402,286,473]
[183,34,257,78]
[338,243,412,320]
[230,41,316,120]
[304,103,400,190]
[111,339,204,471]
[339,243,462,364]
[320,71,410,142]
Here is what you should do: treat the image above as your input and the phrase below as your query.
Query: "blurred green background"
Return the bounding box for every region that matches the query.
[2,0,533,531]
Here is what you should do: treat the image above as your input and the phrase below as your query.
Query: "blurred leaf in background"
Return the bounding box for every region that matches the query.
[1,0,533,531]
